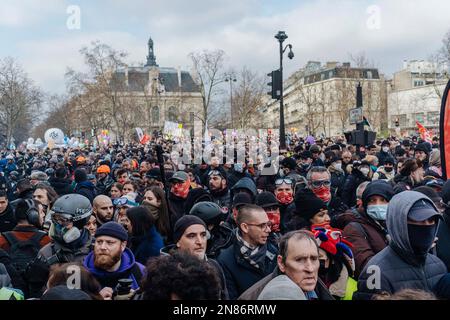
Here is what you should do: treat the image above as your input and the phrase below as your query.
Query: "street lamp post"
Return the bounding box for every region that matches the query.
[225,74,237,128]
[274,31,294,150]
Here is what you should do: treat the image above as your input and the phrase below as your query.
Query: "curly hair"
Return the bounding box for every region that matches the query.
[141,252,221,300]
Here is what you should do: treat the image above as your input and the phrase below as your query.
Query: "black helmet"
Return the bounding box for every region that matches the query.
[189,201,223,226]
[51,194,92,228]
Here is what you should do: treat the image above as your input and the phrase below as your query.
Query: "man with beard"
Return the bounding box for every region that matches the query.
[207,169,231,213]
[93,195,114,227]
[168,171,191,229]
[83,221,145,300]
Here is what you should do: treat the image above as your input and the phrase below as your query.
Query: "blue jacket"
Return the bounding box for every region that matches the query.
[83,248,145,290]
[130,226,164,265]
[217,235,278,300]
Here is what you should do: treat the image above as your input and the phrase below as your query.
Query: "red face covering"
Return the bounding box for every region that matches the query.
[313,186,331,203]
[276,191,293,205]
[266,210,280,232]
[171,180,190,199]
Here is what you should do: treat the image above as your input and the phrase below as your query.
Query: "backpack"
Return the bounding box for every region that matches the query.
[2,232,46,274]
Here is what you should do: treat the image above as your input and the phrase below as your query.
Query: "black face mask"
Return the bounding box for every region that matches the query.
[407,223,437,255]
[385,167,393,172]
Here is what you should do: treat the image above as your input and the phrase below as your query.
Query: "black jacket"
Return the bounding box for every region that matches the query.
[0,205,16,233]
[216,235,278,300]
[49,177,73,196]
[74,181,96,204]
[95,175,115,196]
[168,192,187,231]
[342,171,370,207]
[437,211,450,272]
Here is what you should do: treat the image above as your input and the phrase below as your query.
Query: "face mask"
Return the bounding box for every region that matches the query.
[333,163,342,171]
[266,211,280,232]
[234,163,244,173]
[302,163,310,170]
[382,147,389,153]
[360,167,370,177]
[313,186,331,203]
[385,167,393,173]
[407,223,437,255]
[50,222,81,243]
[171,180,190,199]
[366,204,388,221]
[276,191,293,205]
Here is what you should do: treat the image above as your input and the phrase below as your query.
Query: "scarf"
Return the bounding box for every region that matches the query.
[235,230,271,271]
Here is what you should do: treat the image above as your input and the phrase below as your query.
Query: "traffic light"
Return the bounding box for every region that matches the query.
[267,69,281,100]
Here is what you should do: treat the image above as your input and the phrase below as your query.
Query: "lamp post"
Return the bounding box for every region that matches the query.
[274,31,294,150]
[225,74,237,128]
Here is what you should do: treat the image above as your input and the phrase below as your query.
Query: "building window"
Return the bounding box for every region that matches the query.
[414,113,425,124]
[329,71,334,78]
[392,114,408,127]
[168,106,177,122]
[152,106,159,124]
[414,80,424,87]
[367,71,373,79]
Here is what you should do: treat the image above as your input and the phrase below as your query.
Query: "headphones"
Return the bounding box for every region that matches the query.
[24,198,40,227]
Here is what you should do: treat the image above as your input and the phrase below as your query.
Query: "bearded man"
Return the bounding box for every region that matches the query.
[83,222,145,300]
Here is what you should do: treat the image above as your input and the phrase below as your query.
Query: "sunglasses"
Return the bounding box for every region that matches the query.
[275,178,293,186]
[311,180,331,188]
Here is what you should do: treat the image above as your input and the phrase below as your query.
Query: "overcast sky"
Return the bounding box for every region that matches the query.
[1,0,449,95]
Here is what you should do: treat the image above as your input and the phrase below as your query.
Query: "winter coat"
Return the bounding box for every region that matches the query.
[207,224,234,259]
[354,192,447,300]
[211,189,231,212]
[342,171,371,208]
[74,181,96,204]
[95,175,115,196]
[129,225,164,265]
[329,166,346,199]
[392,174,414,194]
[238,266,334,300]
[342,213,389,279]
[168,192,187,230]
[0,205,16,233]
[49,177,73,196]
[83,248,145,291]
[216,235,278,300]
[9,188,34,212]
[436,211,450,272]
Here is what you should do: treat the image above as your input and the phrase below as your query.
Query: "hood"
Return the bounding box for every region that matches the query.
[231,177,257,197]
[387,191,440,258]
[77,180,95,190]
[83,247,136,277]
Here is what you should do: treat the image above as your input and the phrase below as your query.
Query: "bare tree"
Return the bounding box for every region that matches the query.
[0,57,42,147]
[188,49,226,126]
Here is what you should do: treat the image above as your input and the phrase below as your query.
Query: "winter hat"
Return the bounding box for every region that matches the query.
[384,156,396,165]
[299,150,313,160]
[96,165,110,174]
[413,186,441,204]
[381,140,390,147]
[232,192,253,208]
[429,149,441,167]
[362,180,394,208]
[281,157,297,170]
[294,189,327,221]
[309,145,321,154]
[173,215,206,243]
[189,201,223,226]
[255,192,279,208]
[95,221,128,242]
[55,167,67,179]
[74,169,87,183]
[146,167,162,180]
[30,171,48,181]
[41,285,92,300]
[415,142,430,154]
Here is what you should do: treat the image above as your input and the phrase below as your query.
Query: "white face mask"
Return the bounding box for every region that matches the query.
[382,146,389,153]
[360,167,370,176]
[333,163,342,171]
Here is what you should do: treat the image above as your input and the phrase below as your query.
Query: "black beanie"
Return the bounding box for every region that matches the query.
[173,215,206,243]
[95,221,128,242]
[294,189,327,221]
[74,169,87,183]
[362,180,394,208]
[255,192,279,208]
[14,199,36,222]
[415,142,430,154]
[281,157,297,170]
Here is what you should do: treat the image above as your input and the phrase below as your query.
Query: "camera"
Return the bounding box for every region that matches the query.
[115,278,133,296]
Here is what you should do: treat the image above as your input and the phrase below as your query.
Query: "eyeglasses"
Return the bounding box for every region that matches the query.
[311,180,331,188]
[246,221,272,230]
[275,178,293,186]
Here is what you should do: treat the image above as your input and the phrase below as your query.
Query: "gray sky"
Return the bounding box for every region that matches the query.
[1,0,449,95]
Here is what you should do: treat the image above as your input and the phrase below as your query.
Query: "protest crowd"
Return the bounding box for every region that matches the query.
[1,131,450,301]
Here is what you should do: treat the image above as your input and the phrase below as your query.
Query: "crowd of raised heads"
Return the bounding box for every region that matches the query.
[1,132,450,301]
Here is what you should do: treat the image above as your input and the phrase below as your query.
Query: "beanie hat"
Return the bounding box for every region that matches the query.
[96,165,110,174]
[294,189,327,221]
[415,142,430,154]
[146,167,162,180]
[381,140,390,147]
[232,192,253,208]
[74,169,87,183]
[173,215,206,243]
[189,201,223,226]
[55,167,67,179]
[309,145,321,154]
[300,150,313,160]
[255,192,279,208]
[281,157,297,170]
[362,180,394,208]
[95,221,128,242]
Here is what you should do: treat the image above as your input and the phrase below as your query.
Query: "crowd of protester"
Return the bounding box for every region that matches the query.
[0,132,449,300]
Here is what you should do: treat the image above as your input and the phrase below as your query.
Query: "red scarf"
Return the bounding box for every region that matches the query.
[266,210,281,232]
[171,180,190,199]
[276,191,293,205]
[313,186,331,203]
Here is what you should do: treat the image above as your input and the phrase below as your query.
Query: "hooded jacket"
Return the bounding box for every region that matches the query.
[129,225,164,265]
[230,177,257,200]
[436,210,450,271]
[49,176,73,196]
[354,191,447,300]
[74,181,96,204]
[95,175,115,196]
[83,247,145,290]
